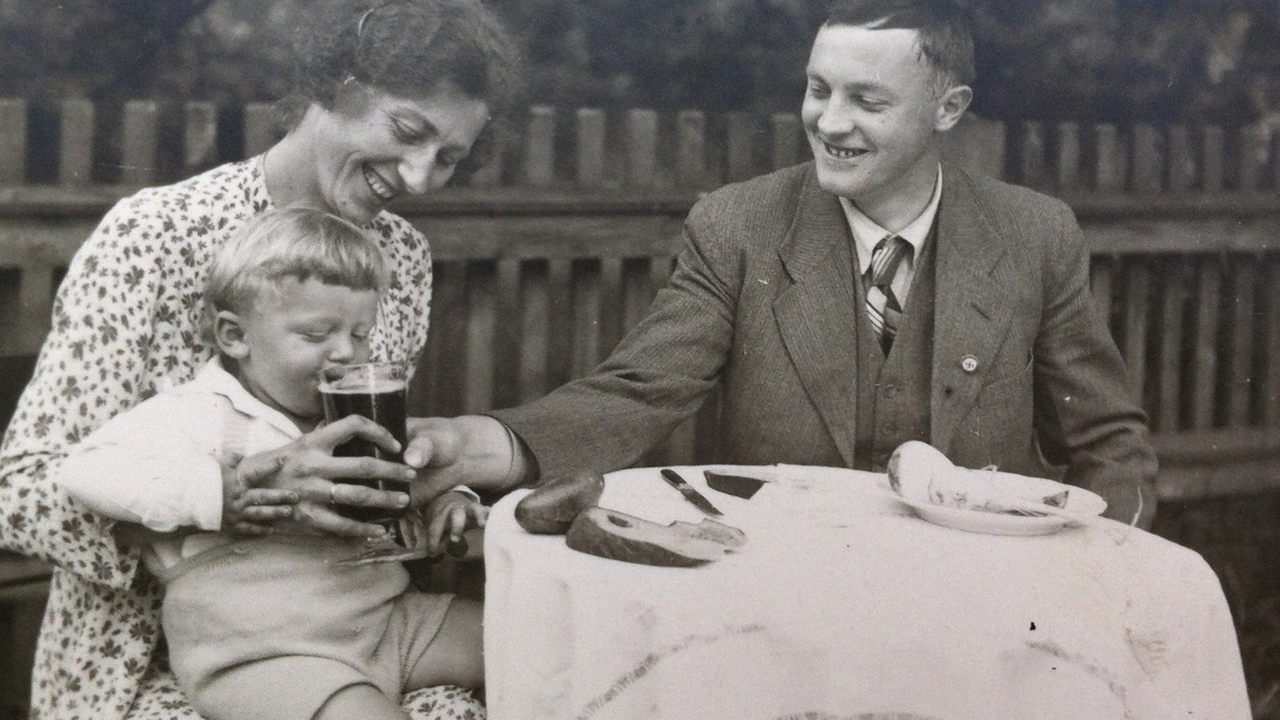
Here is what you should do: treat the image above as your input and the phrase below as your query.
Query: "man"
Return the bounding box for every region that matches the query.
[406,0,1158,527]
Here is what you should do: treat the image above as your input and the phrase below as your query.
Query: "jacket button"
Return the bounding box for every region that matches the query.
[961,355,979,373]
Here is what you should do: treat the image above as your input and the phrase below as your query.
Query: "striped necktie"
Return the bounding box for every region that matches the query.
[865,235,912,354]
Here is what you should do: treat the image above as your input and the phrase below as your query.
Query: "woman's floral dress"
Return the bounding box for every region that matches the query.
[0,158,482,719]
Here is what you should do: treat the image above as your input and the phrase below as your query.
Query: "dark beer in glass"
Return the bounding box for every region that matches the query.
[319,362,408,524]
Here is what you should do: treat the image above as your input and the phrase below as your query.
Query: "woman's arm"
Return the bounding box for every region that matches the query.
[0,192,174,589]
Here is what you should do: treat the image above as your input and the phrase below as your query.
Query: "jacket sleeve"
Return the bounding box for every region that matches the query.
[1031,199,1159,525]
[493,195,744,481]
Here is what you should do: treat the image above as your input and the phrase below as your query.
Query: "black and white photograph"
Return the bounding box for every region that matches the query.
[1,1,1277,718]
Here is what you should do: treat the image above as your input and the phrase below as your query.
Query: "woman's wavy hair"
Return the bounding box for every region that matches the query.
[279,0,523,183]
[204,206,388,340]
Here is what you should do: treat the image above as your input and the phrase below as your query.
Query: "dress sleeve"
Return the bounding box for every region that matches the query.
[53,394,225,533]
[0,191,174,589]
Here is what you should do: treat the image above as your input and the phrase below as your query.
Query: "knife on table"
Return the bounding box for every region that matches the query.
[660,468,723,516]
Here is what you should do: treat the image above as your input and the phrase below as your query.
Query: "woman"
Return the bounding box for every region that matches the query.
[0,1,519,718]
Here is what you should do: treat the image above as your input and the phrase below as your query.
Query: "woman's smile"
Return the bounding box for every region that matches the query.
[363,164,399,202]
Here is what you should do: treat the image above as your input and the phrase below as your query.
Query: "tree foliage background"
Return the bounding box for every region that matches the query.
[2,0,1279,126]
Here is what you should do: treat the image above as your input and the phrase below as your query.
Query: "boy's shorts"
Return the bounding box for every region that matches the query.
[159,535,455,720]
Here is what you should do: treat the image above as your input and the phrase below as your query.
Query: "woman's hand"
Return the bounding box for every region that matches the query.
[229,414,415,538]
[403,415,533,507]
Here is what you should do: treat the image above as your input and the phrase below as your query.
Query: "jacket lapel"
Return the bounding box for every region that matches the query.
[774,169,860,465]
[930,165,1016,451]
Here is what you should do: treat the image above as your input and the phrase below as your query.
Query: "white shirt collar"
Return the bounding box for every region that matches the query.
[179,357,305,440]
[839,164,943,276]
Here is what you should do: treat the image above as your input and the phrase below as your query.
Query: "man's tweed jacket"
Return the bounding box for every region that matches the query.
[495,161,1158,515]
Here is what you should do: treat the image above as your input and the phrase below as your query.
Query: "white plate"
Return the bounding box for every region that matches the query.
[887,482,1108,536]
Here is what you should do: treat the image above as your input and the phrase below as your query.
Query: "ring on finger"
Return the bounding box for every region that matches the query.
[329,484,339,505]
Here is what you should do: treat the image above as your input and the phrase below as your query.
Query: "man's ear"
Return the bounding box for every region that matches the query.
[934,84,973,132]
[212,310,250,359]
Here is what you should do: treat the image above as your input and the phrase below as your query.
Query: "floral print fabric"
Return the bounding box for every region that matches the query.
[0,157,444,719]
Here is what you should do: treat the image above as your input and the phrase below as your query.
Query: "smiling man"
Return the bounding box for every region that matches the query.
[411,0,1160,529]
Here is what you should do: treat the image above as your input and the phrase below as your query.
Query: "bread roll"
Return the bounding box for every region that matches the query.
[565,507,745,567]
[887,440,1071,513]
[514,470,606,534]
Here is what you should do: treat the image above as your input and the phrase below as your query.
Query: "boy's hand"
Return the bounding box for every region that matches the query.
[422,489,488,557]
[219,458,298,535]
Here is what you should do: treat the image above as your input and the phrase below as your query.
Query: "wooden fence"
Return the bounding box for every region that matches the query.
[1,97,1280,718]
[1,98,1279,500]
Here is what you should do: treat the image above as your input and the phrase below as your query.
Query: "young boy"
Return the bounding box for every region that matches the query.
[54,207,484,720]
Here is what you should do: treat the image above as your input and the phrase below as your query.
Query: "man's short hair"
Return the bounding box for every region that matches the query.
[205,206,389,325]
[824,0,975,88]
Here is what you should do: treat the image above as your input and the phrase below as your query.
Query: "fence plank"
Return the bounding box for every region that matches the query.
[571,261,602,378]
[1055,122,1081,192]
[183,101,218,176]
[1090,257,1115,327]
[1273,129,1280,193]
[1263,261,1280,426]
[58,99,94,187]
[649,254,673,300]
[463,262,496,413]
[121,101,158,187]
[676,110,707,190]
[523,106,556,187]
[1239,122,1269,193]
[1122,262,1150,399]
[493,258,523,407]
[0,100,27,185]
[770,113,803,171]
[1203,125,1224,193]
[242,103,278,158]
[1094,124,1125,192]
[726,112,757,183]
[1190,257,1222,429]
[1226,257,1257,428]
[1018,121,1047,191]
[621,258,654,332]
[597,257,625,358]
[1132,124,1162,195]
[1155,261,1189,432]
[942,114,1003,179]
[626,109,659,189]
[517,261,550,403]
[1167,125,1195,192]
[575,108,606,187]
[545,258,574,389]
[414,261,468,416]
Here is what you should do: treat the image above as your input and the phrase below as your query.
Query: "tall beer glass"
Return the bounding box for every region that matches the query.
[319,362,426,564]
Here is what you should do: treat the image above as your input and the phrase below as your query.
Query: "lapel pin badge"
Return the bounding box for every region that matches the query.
[961,355,980,373]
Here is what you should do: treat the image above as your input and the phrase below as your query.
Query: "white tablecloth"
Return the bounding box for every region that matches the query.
[483,465,1250,720]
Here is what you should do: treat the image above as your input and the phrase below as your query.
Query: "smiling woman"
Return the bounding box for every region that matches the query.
[0,1,520,719]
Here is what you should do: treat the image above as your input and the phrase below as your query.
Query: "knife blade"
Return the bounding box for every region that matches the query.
[660,468,723,516]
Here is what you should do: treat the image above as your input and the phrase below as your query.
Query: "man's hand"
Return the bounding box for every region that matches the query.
[228,415,415,538]
[403,415,533,507]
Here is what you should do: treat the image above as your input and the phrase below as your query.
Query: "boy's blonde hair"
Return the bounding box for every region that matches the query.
[205,206,389,328]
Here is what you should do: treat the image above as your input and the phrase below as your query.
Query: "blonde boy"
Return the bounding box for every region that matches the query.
[55,207,484,720]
